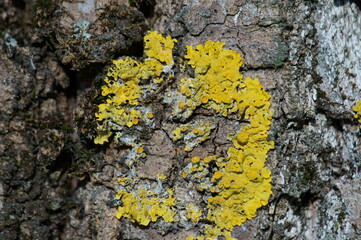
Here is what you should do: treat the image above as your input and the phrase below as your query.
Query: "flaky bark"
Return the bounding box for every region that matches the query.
[1,0,360,239]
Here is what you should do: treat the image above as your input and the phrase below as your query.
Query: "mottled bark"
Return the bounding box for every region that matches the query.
[0,0,360,240]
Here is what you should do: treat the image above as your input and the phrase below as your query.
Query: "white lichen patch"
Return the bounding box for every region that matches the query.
[73,20,91,39]
[315,0,361,112]
[277,207,302,238]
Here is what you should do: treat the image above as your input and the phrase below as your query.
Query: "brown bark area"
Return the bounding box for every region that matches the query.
[1,0,360,240]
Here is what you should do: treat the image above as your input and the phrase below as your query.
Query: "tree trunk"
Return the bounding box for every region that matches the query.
[1,0,360,239]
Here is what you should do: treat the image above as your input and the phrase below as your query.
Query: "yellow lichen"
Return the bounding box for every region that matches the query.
[180,41,274,239]
[156,173,167,180]
[95,31,273,240]
[144,30,177,66]
[191,156,200,164]
[172,121,215,151]
[146,112,154,118]
[94,30,175,146]
[93,31,181,230]
[185,204,202,224]
[93,129,112,144]
[353,100,361,128]
[175,41,243,118]
[115,188,177,225]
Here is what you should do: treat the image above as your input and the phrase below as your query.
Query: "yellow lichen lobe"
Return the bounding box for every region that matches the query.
[93,129,112,144]
[185,204,202,224]
[353,100,361,127]
[144,30,177,66]
[191,156,200,163]
[146,112,154,118]
[212,171,222,179]
[156,173,167,180]
[115,187,177,225]
[177,40,243,117]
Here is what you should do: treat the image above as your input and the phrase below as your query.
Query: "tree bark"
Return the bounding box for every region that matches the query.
[0,0,360,239]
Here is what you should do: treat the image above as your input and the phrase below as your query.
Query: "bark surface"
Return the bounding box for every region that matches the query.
[0,0,360,239]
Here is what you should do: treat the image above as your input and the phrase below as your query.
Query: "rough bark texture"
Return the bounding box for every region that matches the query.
[0,0,360,240]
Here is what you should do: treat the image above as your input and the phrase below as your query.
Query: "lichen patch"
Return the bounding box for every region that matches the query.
[94,31,274,240]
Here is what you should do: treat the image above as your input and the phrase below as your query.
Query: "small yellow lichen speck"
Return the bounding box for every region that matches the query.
[353,100,361,128]
[156,173,167,180]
